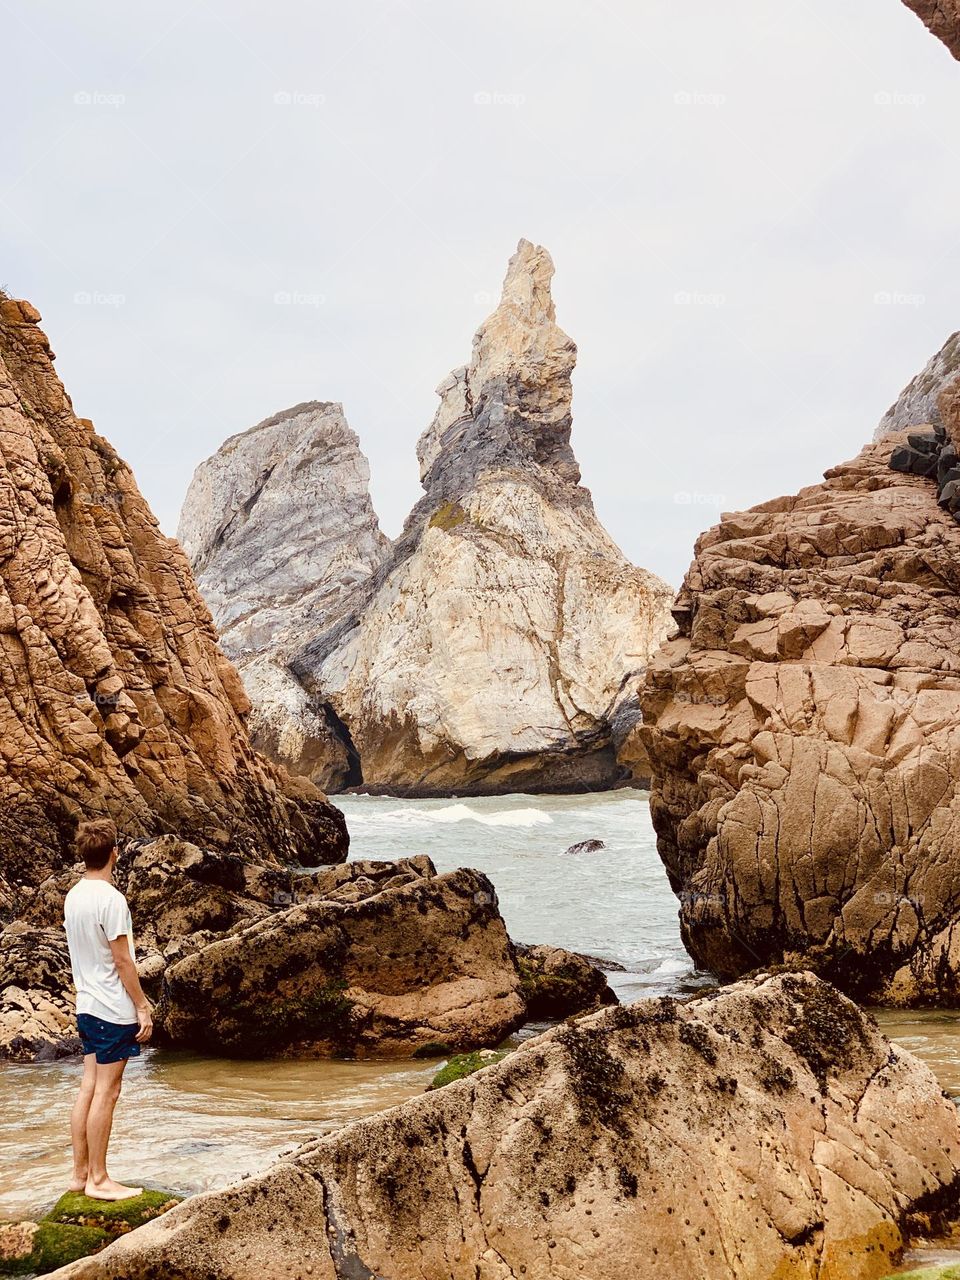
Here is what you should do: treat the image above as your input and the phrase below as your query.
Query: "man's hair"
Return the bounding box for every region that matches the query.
[76,819,118,871]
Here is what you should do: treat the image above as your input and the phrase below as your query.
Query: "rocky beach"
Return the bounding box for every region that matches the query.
[4,0,960,1277]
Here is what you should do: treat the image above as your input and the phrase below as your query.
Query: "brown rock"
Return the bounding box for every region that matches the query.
[52,973,960,1280]
[0,922,79,1061]
[156,859,526,1057]
[514,942,617,1021]
[0,297,347,911]
[642,432,960,1003]
[902,0,960,59]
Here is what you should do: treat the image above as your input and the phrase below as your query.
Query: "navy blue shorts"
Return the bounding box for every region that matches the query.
[77,1014,141,1065]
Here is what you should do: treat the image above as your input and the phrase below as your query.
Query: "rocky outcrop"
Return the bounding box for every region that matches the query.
[0,923,79,1061]
[876,333,960,441]
[155,858,525,1059]
[54,972,960,1280]
[514,942,617,1020]
[177,402,388,789]
[641,426,960,1004]
[902,0,960,59]
[282,240,673,794]
[0,298,347,912]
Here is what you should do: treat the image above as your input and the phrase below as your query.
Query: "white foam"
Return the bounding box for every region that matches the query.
[419,803,553,828]
[337,802,553,829]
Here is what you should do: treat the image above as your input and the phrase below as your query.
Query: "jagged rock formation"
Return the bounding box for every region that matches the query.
[902,0,960,59]
[0,298,347,912]
[641,427,960,1004]
[177,402,389,789]
[876,332,960,440]
[55,972,960,1280]
[281,240,674,794]
[5,837,613,1061]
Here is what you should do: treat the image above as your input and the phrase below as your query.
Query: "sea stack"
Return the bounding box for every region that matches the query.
[288,239,674,793]
[177,402,389,789]
[0,296,346,917]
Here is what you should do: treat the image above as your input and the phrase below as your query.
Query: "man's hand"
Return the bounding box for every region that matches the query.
[135,1001,153,1043]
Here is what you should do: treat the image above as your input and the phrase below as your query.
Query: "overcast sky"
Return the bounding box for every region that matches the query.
[3,0,958,587]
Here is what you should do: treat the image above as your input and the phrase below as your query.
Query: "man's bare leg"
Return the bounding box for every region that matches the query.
[85,1057,141,1200]
[69,1054,97,1191]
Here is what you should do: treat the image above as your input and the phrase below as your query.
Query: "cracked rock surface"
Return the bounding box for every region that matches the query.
[52,972,960,1280]
[0,298,347,913]
[641,428,960,1004]
[286,239,673,795]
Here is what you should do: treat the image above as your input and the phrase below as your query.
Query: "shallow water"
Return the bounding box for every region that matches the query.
[873,1007,960,1099]
[0,1051,435,1220]
[4,788,960,1234]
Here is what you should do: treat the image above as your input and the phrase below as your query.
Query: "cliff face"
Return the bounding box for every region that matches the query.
[288,239,674,794]
[0,298,346,911]
[55,973,960,1280]
[641,423,960,1004]
[177,401,388,789]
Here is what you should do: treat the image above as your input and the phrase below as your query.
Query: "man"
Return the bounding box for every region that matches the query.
[64,819,153,1201]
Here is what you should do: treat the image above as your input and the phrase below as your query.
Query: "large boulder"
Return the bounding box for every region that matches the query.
[285,239,674,794]
[177,402,389,790]
[156,860,526,1058]
[641,429,960,1004]
[52,973,960,1280]
[0,298,347,914]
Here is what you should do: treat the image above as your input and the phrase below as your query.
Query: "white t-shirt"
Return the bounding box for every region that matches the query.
[64,878,138,1025]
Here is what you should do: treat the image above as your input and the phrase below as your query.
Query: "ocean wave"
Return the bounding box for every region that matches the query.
[343,802,553,829]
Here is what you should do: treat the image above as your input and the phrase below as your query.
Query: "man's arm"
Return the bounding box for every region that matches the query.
[108,935,153,1043]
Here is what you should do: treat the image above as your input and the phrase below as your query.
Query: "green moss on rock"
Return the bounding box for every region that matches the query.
[428,500,468,531]
[0,1189,182,1276]
[0,1220,109,1276]
[45,1187,182,1232]
[428,1049,508,1089]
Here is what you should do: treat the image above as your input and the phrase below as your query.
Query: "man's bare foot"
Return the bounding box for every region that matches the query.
[84,1178,142,1201]
[68,1177,87,1193]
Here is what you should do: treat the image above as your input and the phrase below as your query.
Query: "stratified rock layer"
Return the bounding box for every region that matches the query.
[55,973,960,1280]
[178,402,389,789]
[290,240,673,794]
[0,299,347,906]
[642,431,960,1004]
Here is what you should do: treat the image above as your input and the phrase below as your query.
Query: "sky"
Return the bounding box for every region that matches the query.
[2,0,959,589]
